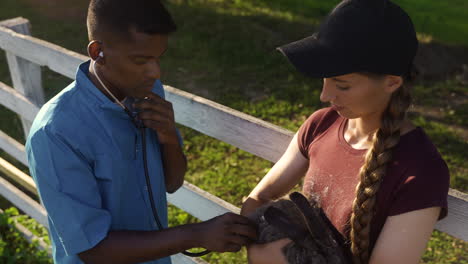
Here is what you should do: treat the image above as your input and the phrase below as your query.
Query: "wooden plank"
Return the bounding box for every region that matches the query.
[0,18,44,139]
[0,19,86,80]
[0,17,30,29]
[435,189,468,241]
[168,183,468,242]
[167,181,240,221]
[164,85,294,163]
[0,81,40,122]
[0,130,28,166]
[0,176,48,228]
[0,157,37,195]
[0,129,240,221]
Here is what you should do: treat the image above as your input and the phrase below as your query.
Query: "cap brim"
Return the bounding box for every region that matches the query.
[277,35,362,78]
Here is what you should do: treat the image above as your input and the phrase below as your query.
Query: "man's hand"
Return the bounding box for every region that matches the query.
[196,212,258,253]
[134,93,179,145]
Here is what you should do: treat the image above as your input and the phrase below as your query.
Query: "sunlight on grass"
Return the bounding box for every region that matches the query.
[422,231,468,263]
[417,33,434,44]
[213,1,317,25]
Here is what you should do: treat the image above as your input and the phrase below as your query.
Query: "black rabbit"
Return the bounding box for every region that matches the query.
[248,192,348,264]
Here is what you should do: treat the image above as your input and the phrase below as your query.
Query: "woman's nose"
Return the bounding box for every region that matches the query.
[320,78,335,102]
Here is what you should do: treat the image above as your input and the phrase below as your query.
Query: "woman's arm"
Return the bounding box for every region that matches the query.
[241,133,309,216]
[241,133,308,264]
[369,207,441,264]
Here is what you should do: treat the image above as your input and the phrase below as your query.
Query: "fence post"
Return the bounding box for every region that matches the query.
[0,17,44,140]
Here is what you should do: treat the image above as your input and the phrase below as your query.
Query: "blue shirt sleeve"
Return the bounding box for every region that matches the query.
[26,127,111,256]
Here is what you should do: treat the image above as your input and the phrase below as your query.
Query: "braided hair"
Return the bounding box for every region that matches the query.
[349,70,415,264]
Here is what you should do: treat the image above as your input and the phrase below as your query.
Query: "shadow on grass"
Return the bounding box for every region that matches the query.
[164,1,322,104]
[415,41,468,81]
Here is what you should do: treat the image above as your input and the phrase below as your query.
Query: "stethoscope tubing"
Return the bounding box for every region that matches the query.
[93,59,210,257]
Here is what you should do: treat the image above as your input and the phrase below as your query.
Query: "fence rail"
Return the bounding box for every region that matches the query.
[0,17,467,263]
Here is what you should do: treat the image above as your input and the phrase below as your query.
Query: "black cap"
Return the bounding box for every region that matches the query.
[277,0,418,78]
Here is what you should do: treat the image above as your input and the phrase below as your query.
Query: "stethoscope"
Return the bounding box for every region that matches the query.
[92,58,210,257]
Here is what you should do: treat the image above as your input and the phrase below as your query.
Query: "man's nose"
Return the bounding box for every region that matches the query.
[320,78,335,102]
[146,59,161,80]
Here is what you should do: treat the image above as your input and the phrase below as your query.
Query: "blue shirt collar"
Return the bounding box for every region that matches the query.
[76,60,117,109]
[75,61,164,117]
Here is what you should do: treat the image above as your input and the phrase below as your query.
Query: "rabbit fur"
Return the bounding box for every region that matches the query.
[248,192,348,264]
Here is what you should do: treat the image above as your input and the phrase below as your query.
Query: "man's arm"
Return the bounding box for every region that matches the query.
[28,125,256,264]
[160,138,187,193]
[135,93,186,193]
[78,213,257,264]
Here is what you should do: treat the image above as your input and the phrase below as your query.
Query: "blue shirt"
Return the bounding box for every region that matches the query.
[26,61,175,264]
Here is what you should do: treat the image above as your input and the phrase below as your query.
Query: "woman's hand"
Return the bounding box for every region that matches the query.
[247,238,292,264]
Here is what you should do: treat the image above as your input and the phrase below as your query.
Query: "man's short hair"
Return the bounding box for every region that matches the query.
[87,0,177,41]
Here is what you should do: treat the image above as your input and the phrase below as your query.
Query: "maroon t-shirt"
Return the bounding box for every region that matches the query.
[297,107,449,253]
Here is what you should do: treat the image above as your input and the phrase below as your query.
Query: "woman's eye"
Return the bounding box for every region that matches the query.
[337,85,350,91]
[134,60,147,65]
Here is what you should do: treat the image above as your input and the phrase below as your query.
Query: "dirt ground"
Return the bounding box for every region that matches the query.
[415,42,468,82]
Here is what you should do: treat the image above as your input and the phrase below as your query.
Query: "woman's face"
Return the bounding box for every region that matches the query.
[320,73,402,119]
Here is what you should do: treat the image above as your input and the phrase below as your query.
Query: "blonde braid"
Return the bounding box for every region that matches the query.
[349,75,412,264]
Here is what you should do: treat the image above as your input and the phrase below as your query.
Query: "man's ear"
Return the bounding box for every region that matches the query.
[87,40,104,64]
[385,75,403,93]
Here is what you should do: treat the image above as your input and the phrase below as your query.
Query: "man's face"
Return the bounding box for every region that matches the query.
[99,28,168,100]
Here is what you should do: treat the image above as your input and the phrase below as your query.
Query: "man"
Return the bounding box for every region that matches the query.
[25,0,256,263]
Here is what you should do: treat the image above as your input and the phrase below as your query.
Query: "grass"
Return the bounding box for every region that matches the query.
[0,208,51,264]
[0,0,467,263]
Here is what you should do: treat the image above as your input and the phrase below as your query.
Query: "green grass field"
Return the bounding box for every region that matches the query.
[0,0,467,263]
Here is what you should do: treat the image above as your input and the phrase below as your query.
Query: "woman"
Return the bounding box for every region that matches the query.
[241,0,450,263]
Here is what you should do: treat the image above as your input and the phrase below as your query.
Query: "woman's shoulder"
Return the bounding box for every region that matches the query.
[398,127,447,165]
[298,107,342,140]
[301,107,341,132]
[308,107,340,122]
[391,126,450,188]
[384,127,450,219]
[296,107,343,158]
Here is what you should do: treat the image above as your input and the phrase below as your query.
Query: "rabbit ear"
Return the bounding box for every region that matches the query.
[263,206,308,244]
[289,192,334,247]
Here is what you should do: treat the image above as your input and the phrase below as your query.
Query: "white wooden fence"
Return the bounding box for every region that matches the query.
[0,17,466,263]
